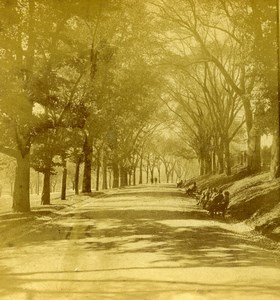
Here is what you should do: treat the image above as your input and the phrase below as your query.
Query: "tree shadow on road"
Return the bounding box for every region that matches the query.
[1,204,280,300]
[1,207,279,270]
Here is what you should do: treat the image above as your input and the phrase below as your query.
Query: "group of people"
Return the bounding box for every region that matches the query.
[177,180,197,192]
[177,180,198,195]
[197,188,230,217]
[176,179,186,188]
[177,180,230,218]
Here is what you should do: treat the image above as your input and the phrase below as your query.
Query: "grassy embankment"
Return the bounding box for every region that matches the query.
[190,169,280,241]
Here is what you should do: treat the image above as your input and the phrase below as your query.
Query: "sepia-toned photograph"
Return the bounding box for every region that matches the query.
[0,0,279,299]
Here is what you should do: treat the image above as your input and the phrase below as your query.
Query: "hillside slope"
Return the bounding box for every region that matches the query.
[188,171,280,241]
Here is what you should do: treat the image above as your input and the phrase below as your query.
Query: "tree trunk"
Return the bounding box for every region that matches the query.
[12,0,35,209]
[150,168,154,183]
[112,162,119,188]
[109,170,112,189]
[270,133,280,179]
[146,163,149,184]
[212,150,217,174]
[139,155,143,184]
[199,158,205,176]
[74,158,81,195]
[247,127,261,173]
[61,157,67,200]
[37,171,40,195]
[171,170,174,183]
[102,154,108,190]
[157,167,161,183]
[165,165,170,183]
[13,154,30,212]
[224,140,232,176]
[82,134,93,193]
[41,169,51,205]
[217,148,224,174]
[133,167,137,186]
[120,164,127,187]
[166,173,170,183]
[128,171,132,186]
[96,158,100,192]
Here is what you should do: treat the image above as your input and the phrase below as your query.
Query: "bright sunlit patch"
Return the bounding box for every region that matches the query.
[32,103,45,115]
[261,134,273,148]
[157,220,252,234]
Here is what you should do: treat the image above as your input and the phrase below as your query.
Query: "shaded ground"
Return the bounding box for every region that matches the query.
[0,185,280,300]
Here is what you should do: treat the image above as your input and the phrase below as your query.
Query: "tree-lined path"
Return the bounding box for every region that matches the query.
[0,185,279,300]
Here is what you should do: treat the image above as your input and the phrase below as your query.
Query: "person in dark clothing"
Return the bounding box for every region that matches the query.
[177,180,183,188]
[217,191,230,217]
[154,177,158,184]
[208,189,224,217]
[186,182,197,195]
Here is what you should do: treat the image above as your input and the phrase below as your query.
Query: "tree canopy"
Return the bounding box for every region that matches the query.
[0,0,278,212]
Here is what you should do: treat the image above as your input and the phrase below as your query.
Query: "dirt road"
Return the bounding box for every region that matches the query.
[0,185,279,300]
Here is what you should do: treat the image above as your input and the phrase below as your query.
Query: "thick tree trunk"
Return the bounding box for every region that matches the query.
[112,162,119,188]
[270,134,280,179]
[41,169,51,205]
[13,154,30,212]
[82,134,93,193]
[61,156,67,200]
[102,154,108,190]
[243,96,261,173]
[224,140,232,176]
[247,127,261,174]
[74,158,81,195]
[199,158,205,176]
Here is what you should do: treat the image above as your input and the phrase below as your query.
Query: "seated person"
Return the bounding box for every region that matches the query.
[200,187,211,207]
[215,191,230,216]
[197,190,205,205]
[186,182,197,194]
[207,189,224,216]
[177,180,183,188]
[203,187,217,209]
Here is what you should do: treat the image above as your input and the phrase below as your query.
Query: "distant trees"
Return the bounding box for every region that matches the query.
[162,61,245,176]
[155,0,279,177]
